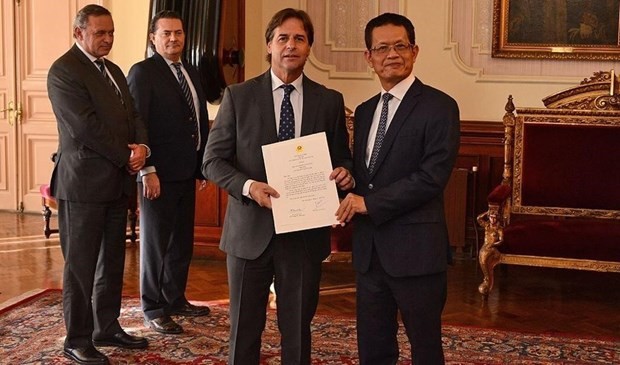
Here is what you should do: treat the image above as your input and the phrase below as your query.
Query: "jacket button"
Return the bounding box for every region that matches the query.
[368,183,374,190]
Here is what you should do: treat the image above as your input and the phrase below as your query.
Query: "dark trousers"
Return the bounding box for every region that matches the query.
[226,233,322,365]
[356,250,447,365]
[58,197,128,347]
[139,179,195,320]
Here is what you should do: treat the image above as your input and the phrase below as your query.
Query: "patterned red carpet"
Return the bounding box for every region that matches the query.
[0,289,617,364]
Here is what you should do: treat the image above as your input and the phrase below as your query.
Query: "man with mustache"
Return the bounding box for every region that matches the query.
[203,8,353,364]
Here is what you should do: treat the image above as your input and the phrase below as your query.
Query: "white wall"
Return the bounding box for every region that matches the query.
[107,0,619,122]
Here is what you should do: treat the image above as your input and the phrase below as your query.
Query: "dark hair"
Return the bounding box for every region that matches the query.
[364,13,416,50]
[148,10,184,51]
[264,8,314,62]
[73,4,111,35]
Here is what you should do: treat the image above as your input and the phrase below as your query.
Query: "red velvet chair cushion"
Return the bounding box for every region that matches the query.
[330,224,353,252]
[488,184,511,205]
[520,123,620,210]
[501,219,620,261]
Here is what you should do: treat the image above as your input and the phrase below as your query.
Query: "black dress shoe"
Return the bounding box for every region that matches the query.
[63,346,108,365]
[93,331,148,349]
[170,302,211,317]
[144,315,183,334]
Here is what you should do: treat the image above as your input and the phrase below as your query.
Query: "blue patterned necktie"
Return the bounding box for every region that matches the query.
[94,59,124,105]
[368,93,393,173]
[172,62,199,147]
[278,84,295,141]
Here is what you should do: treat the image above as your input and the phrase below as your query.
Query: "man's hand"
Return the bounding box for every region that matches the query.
[142,173,161,200]
[127,144,147,173]
[249,181,280,209]
[330,167,354,191]
[335,192,367,224]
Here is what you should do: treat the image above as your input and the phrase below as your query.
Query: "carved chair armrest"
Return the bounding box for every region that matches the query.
[477,183,512,248]
[488,183,511,205]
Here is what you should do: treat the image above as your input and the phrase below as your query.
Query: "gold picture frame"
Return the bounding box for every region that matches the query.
[492,0,620,60]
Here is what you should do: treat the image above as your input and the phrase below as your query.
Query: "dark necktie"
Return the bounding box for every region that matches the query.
[368,93,393,173]
[278,84,295,141]
[172,62,199,147]
[94,59,123,105]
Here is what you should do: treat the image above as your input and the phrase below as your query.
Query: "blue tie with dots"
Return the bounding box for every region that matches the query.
[278,84,295,141]
[368,93,393,173]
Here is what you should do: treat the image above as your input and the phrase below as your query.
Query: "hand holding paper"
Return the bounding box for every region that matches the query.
[262,132,341,234]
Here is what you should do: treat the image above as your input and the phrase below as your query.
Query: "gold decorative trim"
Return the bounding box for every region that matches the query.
[543,70,620,110]
[512,206,620,219]
[512,112,620,218]
[477,75,620,298]
[500,255,620,272]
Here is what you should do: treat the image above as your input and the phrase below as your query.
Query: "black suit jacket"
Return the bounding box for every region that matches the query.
[352,78,460,277]
[47,44,148,202]
[127,53,209,181]
[203,71,353,262]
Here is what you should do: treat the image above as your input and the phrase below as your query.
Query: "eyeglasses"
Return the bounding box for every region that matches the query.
[369,43,414,56]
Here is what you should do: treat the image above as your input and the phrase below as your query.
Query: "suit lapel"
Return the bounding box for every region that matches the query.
[70,45,125,108]
[152,53,187,102]
[300,76,319,136]
[368,79,423,178]
[356,94,380,166]
[256,72,278,142]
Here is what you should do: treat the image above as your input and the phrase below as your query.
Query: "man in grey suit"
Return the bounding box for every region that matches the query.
[127,10,210,335]
[203,8,353,365]
[47,4,149,365]
[336,13,460,365]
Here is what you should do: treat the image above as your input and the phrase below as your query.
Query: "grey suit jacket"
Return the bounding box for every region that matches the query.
[127,52,209,181]
[203,71,352,262]
[47,44,148,202]
[352,78,460,277]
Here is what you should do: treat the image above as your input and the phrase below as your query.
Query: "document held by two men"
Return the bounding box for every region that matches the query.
[262,132,340,234]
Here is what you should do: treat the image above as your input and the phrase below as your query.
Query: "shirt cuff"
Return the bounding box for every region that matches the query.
[140,144,151,158]
[139,165,156,177]
[243,179,256,199]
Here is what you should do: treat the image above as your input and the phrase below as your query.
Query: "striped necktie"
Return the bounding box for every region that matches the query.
[368,93,393,173]
[94,59,123,105]
[278,84,295,141]
[172,62,199,147]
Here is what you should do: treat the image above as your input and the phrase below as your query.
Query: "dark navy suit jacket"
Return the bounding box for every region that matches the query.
[352,78,460,277]
[127,52,209,182]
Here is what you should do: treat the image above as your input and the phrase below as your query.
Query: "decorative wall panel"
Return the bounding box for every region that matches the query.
[304,0,405,79]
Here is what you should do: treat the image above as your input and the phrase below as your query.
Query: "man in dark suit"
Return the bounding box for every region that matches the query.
[336,13,460,365]
[127,10,210,335]
[202,8,353,365]
[47,4,149,365]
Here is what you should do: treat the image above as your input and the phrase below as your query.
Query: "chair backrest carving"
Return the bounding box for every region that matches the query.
[503,71,620,220]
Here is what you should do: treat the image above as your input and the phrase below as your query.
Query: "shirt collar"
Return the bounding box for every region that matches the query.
[381,72,416,101]
[270,70,303,94]
[75,42,99,63]
[164,57,183,68]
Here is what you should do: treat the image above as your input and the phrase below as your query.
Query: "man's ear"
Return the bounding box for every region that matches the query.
[74,27,83,41]
[364,50,373,68]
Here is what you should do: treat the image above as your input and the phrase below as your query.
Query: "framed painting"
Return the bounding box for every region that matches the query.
[492,0,620,60]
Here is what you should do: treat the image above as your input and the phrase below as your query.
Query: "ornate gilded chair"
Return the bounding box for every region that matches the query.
[477,71,620,298]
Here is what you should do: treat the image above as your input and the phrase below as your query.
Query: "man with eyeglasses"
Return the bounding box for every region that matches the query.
[336,12,460,365]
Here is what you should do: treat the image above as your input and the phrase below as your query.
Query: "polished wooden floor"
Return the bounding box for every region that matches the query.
[1,211,619,339]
